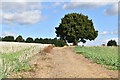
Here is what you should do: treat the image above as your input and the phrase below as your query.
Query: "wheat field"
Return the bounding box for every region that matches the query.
[0,42,50,78]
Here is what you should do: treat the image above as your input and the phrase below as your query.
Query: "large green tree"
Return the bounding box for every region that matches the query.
[55,13,98,45]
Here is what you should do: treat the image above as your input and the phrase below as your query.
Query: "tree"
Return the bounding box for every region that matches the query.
[55,13,98,45]
[34,38,40,43]
[107,40,117,46]
[15,35,24,42]
[26,37,33,43]
[2,36,14,42]
[39,38,43,43]
[0,37,2,41]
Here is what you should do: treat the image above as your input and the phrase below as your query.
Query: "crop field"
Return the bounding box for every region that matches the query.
[0,42,50,78]
[74,46,119,70]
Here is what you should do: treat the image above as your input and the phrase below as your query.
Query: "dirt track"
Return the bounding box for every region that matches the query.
[10,47,118,78]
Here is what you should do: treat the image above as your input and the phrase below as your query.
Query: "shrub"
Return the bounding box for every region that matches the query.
[107,40,117,46]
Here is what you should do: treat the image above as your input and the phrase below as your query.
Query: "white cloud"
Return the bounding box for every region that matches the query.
[1,0,69,2]
[1,2,42,12]
[69,0,119,2]
[100,31,118,35]
[1,0,43,2]
[110,31,117,34]
[63,2,112,10]
[1,32,16,37]
[62,0,119,16]
[52,2,62,7]
[2,10,45,25]
[1,0,119,2]
[100,31,109,35]
[0,2,45,25]
[104,3,118,16]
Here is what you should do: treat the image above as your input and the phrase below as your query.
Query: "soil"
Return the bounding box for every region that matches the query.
[10,47,118,78]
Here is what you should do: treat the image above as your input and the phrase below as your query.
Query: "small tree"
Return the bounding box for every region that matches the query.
[26,37,33,43]
[2,36,14,42]
[107,40,117,46]
[15,35,24,42]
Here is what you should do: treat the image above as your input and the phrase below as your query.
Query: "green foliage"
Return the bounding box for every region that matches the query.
[34,38,40,43]
[74,46,119,70]
[26,37,33,43]
[107,40,117,46]
[55,13,98,45]
[34,38,67,47]
[1,35,67,47]
[2,36,14,42]
[0,37,2,41]
[15,35,24,42]
[51,38,67,47]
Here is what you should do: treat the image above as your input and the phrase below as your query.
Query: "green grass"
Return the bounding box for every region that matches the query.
[74,46,119,70]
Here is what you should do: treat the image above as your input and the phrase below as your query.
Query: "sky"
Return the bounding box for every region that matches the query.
[0,0,119,46]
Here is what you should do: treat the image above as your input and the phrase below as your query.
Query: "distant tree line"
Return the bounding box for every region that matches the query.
[0,35,118,47]
[0,35,67,47]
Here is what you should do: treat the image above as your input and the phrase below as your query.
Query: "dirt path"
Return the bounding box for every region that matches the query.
[11,47,118,78]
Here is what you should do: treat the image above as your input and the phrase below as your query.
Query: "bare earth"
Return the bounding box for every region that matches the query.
[10,47,118,78]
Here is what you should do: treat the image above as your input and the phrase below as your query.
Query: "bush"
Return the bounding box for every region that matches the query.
[107,40,117,46]
[54,40,67,47]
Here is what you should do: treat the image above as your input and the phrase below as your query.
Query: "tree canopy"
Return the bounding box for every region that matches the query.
[15,35,24,42]
[107,40,117,46]
[55,13,98,45]
[26,37,34,43]
[2,36,14,42]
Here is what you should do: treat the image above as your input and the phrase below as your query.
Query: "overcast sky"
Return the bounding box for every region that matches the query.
[0,0,119,46]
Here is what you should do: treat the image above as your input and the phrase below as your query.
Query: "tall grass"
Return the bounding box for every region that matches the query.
[74,46,119,70]
[0,42,50,78]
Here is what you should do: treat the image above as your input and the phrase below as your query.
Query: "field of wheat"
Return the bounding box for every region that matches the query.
[0,42,50,78]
